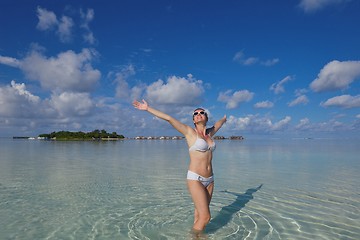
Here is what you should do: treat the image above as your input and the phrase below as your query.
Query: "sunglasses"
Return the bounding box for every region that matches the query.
[193,111,206,116]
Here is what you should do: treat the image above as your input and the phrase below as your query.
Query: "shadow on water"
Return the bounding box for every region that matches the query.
[206,184,263,234]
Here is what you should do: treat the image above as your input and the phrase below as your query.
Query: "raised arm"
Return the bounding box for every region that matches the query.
[133,99,192,136]
[209,115,227,137]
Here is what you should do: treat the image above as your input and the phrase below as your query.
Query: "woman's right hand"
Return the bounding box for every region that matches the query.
[133,99,149,111]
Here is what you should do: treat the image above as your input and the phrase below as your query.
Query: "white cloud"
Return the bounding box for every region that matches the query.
[321,94,360,108]
[233,50,278,67]
[57,16,74,43]
[296,118,311,130]
[298,0,349,13]
[254,100,274,109]
[50,92,93,117]
[0,81,41,118]
[36,6,96,44]
[130,84,146,102]
[36,7,74,43]
[243,57,259,65]
[0,48,101,94]
[224,113,356,135]
[272,116,291,131]
[0,79,137,136]
[218,89,254,109]
[114,64,136,99]
[146,74,204,106]
[115,78,130,99]
[80,8,96,44]
[226,115,252,130]
[225,114,291,132]
[10,80,40,103]
[36,7,58,31]
[12,48,101,92]
[0,81,93,120]
[317,119,347,132]
[288,95,309,107]
[233,51,245,62]
[0,56,21,68]
[270,75,293,94]
[310,60,360,92]
[295,116,359,134]
[261,58,280,66]
[0,48,101,133]
[141,48,152,53]
[294,118,345,133]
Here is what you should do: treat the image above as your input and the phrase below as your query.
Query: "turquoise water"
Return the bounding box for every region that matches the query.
[0,138,359,239]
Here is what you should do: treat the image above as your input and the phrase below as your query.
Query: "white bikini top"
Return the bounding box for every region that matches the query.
[189,130,216,152]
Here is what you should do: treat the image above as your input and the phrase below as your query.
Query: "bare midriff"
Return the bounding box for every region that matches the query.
[188,150,213,178]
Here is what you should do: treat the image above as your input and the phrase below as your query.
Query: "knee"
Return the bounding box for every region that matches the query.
[194,213,211,231]
[199,212,211,225]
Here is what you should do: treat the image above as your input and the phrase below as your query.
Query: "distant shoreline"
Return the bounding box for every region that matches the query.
[13,135,245,141]
[133,135,244,140]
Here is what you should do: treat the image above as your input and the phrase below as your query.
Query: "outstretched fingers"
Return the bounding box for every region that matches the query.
[133,99,148,110]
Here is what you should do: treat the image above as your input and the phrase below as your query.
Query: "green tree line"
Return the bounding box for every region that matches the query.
[39,129,125,140]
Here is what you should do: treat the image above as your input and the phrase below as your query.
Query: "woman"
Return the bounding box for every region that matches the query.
[133,99,226,232]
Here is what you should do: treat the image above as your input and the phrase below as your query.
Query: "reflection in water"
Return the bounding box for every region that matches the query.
[207,184,263,234]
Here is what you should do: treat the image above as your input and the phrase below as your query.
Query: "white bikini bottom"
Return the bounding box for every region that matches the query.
[187,170,214,187]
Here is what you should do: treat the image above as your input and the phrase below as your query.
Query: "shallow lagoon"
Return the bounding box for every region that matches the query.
[0,138,359,239]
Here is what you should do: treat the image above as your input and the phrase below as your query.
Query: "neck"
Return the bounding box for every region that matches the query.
[195,125,207,135]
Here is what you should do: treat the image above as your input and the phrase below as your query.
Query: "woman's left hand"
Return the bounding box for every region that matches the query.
[133,99,149,111]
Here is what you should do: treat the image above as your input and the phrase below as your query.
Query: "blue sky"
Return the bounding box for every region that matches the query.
[0,0,359,139]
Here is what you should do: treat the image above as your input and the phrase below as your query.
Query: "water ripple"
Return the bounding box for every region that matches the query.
[1,139,359,239]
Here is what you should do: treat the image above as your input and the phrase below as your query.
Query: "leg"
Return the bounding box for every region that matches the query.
[194,208,199,224]
[187,180,214,231]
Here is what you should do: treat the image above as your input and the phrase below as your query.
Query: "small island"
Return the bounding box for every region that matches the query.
[38,129,125,141]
